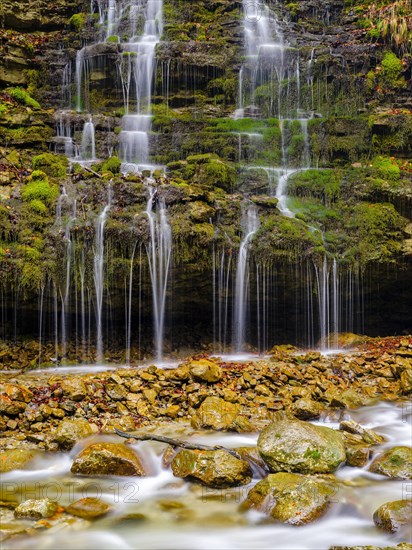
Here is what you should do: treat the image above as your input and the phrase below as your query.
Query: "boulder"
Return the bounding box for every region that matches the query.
[339,420,385,445]
[71,443,146,476]
[241,472,336,525]
[66,497,112,520]
[60,378,87,401]
[188,359,222,383]
[257,413,346,474]
[0,449,37,473]
[400,369,412,393]
[291,398,324,420]
[171,448,252,488]
[373,499,412,533]
[54,418,94,450]
[343,433,371,467]
[14,498,58,519]
[191,396,252,432]
[369,446,412,480]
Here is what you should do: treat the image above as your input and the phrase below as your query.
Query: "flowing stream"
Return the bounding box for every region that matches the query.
[2,401,410,550]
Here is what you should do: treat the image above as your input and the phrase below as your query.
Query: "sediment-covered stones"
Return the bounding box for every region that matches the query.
[14,498,58,519]
[53,418,94,450]
[191,396,252,432]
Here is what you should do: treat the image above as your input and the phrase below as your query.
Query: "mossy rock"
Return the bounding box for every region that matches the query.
[241,472,337,525]
[32,153,68,178]
[257,412,346,474]
[373,499,412,533]
[54,418,94,450]
[71,443,146,476]
[171,448,252,488]
[369,447,412,480]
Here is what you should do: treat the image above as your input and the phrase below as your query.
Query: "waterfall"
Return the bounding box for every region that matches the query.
[94,186,112,362]
[145,187,172,361]
[118,0,163,170]
[125,242,139,365]
[80,118,96,160]
[233,204,260,352]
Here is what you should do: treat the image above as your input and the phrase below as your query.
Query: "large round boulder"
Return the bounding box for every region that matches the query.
[71,443,146,476]
[171,449,252,487]
[373,499,412,533]
[257,414,346,474]
[369,446,412,480]
[241,472,336,525]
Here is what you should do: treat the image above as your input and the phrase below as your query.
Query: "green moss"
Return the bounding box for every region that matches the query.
[288,170,342,203]
[69,13,86,31]
[381,51,405,89]
[32,153,68,178]
[21,176,59,206]
[101,156,122,174]
[107,35,120,43]
[29,199,47,214]
[7,87,41,110]
[371,156,400,182]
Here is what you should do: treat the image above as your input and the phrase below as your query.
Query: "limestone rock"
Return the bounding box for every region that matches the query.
[257,413,346,474]
[369,447,412,480]
[373,499,412,533]
[189,359,222,383]
[171,449,252,487]
[66,497,112,520]
[54,418,94,450]
[71,443,146,476]
[0,449,37,473]
[241,472,336,525]
[14,498,58,519]
[60,378,87,401]
[191,396,252,432]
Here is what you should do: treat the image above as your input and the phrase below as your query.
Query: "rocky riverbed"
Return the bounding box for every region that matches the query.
[0,336,411,548]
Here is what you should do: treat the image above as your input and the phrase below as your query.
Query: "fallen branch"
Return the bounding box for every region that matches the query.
[114,428,241,459]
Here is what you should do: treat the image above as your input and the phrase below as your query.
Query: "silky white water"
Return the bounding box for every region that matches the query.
[2,401,410,550]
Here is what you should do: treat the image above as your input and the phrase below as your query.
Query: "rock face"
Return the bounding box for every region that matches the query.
[191,396,252,432]
[14,498,58,519]
[171,449,252,487]
[0,449,37,473]
[71,443,146,476]
[369,447,412,480]
[373,500,412,533]
[54,419,94,450]
[66,498,112,520]
[188,359,222,383]
[257,414,346,474]
[241,473,336,525]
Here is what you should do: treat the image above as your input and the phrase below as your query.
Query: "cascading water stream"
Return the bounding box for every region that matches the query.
[80,117,96,161]
[94,186,112,362]
[145,187,172,361]
[233,204,260,352]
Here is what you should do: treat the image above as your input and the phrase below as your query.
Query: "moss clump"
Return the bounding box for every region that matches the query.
[29,199,48,214]
[381,51,405,89]
[32,153,68,178]
[21,173,59,206]
[69,13,86,31]
[185,154,236,192]
[107,35,120,43]
[7,87,41,110]
[288,170,342,204]
[371,156,400,183]
[101,156,122,174]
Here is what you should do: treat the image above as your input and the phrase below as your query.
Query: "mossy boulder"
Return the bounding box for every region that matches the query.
[373,500,412,533]
[0,449,37,473]
[14,498,58,519]
[257,413,346,474]
[191,396,252,432]
[54,418,94,450]
[369,447,412,480]
[291,398,324,420]
[71,443,146,476]
[171,449,252,488]
[188,358,222,383]
[66,497,112,520]
[241,473,336,525]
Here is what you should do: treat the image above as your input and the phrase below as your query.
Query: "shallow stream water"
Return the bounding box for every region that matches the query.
[1,401,411,549]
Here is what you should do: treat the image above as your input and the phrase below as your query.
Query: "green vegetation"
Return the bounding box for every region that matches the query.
[69,13,86,31]
[101,156,122,174]
[32,153,68,178]
[21,172,59,206]
[7,87,40,110]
